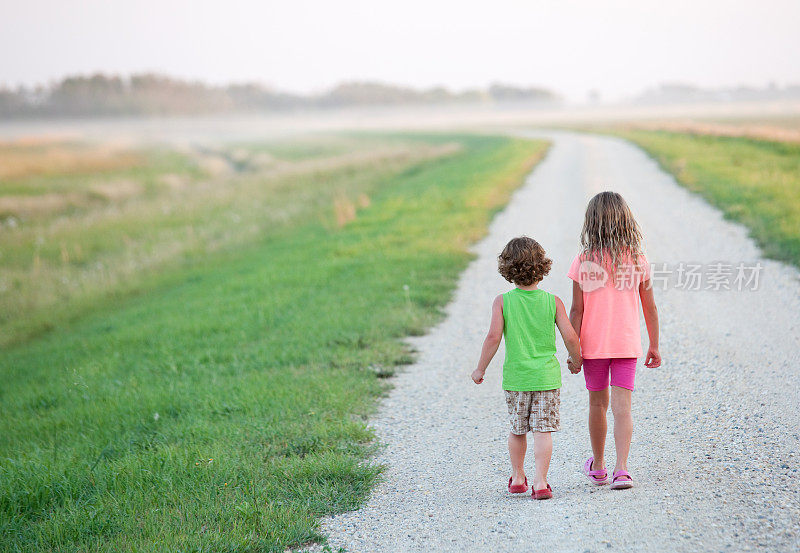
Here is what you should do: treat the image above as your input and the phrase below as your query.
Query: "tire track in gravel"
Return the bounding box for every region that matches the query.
[319,131,800,553]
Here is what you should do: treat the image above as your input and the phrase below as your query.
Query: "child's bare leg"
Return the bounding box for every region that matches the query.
[508,432,527,485]
[588,389,610,470]
[532,431,552,490]
[610,386,633,472]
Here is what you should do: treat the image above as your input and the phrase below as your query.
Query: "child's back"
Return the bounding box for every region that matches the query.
[501,287,560,392]
[567,254,649,359]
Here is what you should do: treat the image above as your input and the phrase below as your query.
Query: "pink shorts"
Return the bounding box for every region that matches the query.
[583,358,637,391]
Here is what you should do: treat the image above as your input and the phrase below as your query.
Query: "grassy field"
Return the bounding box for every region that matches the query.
[0,135,459,346]
[0,133,548,552]
[611,129,800,267]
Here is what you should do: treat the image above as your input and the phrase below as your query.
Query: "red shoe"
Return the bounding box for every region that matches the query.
[532,483,553,500]
[508,476,529,494]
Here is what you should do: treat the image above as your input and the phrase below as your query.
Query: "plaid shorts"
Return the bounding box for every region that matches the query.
[504,389,560,434]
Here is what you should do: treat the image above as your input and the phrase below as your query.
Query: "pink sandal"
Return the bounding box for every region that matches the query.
[583,457,608,485]
[508,476,529,494]
[532,483,553,500]
[610,470,633,490]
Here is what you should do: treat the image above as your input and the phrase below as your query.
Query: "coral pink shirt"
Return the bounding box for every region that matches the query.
[567,253,650,359]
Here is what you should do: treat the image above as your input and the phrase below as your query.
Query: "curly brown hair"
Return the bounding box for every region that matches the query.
[498,236,552,286]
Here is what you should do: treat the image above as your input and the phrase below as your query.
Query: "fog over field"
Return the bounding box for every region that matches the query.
[2,100,800,147]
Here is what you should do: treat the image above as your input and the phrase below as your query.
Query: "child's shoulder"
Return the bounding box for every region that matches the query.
[544,289,561,307]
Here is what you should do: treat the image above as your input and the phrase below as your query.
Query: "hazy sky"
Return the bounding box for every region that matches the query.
[2,0,799,101]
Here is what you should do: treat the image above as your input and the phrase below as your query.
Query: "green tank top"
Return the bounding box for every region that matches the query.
[501,288,561,391]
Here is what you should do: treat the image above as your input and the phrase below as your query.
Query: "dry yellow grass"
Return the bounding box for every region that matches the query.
[623,119,800,144]
[0,179,145,218]
[334,194,357,227]
[89,179,143,201]
[0,140,143,179]
[0,193,83,217]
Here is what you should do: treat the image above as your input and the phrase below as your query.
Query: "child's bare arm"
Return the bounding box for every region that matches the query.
[639,280,661,368]
[555,296,581,371]
[569,281,583,336]
[471,295,504,384]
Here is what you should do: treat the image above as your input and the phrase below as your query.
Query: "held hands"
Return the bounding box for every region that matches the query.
[471,368,486,384]
[645,345,662,368]
[566,355,582,374]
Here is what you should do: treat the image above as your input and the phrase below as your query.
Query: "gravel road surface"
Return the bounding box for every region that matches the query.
[319,131,800,552]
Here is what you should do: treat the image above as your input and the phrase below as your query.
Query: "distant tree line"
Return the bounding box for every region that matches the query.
[0,73,562,119]
[633,82,800,105]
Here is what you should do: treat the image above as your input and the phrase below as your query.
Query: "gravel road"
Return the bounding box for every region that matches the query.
[319,131,800,552]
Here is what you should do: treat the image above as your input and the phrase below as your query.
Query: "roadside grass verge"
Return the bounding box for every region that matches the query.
[0,134,548,552]
[611,129,800,267]
[0,135,458,346]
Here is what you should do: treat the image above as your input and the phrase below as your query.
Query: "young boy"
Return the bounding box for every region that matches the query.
[471,236,581,499]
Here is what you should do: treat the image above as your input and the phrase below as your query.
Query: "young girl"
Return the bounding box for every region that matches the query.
[471,236,581,500]
[567,191,661,489]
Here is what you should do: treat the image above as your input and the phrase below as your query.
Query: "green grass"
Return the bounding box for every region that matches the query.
[0,133,548,552]
[0,135,460,346]
[613,129,800,266]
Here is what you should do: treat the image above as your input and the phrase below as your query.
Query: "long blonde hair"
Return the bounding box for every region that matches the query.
[580,191,643,273]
